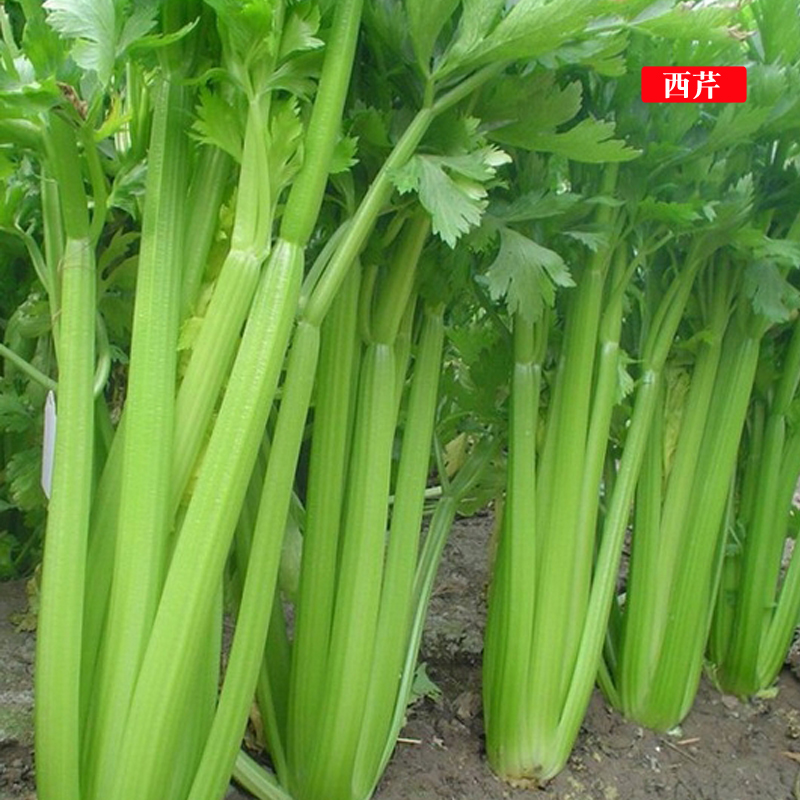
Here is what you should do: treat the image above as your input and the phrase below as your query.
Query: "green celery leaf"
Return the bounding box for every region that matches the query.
[193,89,243,161]
[416,158,485,246]
[0,52,61,115]
[17,0,68,78]
[458,0,620,71]
[350,106,392,149]
[491,190,581,223]
[264,50,321,99]
[406,0,459,70]
[701,104,773,154]
[632,1,738,43]
[125,19,198,55]
[754,0,800,64]
[93,92,129,141]
[0,392,33,434]
[107,159,147,216]
[616,350,635,404]
[8,295,51,340]
[540,31,629,77]
[482,225,574,323]
[562,228,609,252]
[424,114,484,158]
[437,148,511,182]
[410,662,443,704]
[636,198,702,228]
[7,447,45,512]
[203,0,280,81]
[476,72,583,146]
[391,147,510,247]
[268,98,303,195]
[743,261,800,324]
[524,117,640,163]
[278,3,322,61]
[116,0,159,53]
[438,0,504,75]
[734,230,800,269]
[44,0,116,85]
[97,228,139,276]
[329,135,358,174]
[100,292,134,341]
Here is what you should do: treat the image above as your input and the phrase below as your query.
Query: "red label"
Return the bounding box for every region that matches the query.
[641,66,747,103]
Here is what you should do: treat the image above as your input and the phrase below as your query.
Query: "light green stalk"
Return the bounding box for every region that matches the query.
[181,146,233,317]
[85,76,190,800]
[188,321,320,800]
[353,302,445,798]
[648,321,760,725]
[483,171,627,781]
[618,268,733,724]
[108,239,302,800]
[716,315,800,695]
[107,0,368,794]
[81,90,271,721]
[34,112,96,800]
[287,266,361,777]
[300,339,397,800]
[483,312,542,779]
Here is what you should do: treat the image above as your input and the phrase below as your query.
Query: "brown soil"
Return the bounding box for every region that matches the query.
[4,514,800,800]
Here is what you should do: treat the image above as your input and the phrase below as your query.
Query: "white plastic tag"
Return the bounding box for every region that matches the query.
[41,390,56,499]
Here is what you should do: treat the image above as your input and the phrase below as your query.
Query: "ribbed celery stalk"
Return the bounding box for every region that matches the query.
[371,436,499,785]
[565,248,706,757]
[108,239,302,800]
[483,312,542,779]
[287,266,361,781]
[528,238,609,741]
[648,322,759,722]
[617,268,733,726]
[188,320,320,800]
[353,301,444,799]
[34,112,96,800]
[483,173,627,781]
[301,341,397,800]
[85,75,190,800]
[230,443,293,782]
[181,146,233,317]
[608,262,763,731]
[105,0,367,795]
[713,316,800,695]
[40,171,63,340]
[81,96,270,717]
[285,216,430,800]
[170,100,272,510]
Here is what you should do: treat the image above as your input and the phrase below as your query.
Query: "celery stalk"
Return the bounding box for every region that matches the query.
[34,113,96,800]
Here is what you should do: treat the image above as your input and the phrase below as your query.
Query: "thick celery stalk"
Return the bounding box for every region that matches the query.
[34,113,96,800]
[482,177,625,781]
[712,317,800,695]
[610,266,762,731]
[188,320,320,800]
[107,240,303,800]
[86,77,190,800]
[483,313,542,779]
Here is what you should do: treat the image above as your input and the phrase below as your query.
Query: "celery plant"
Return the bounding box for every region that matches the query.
[608,260,762,730]
[482,7,749,778]
[602,1,800,725]
[709,315,800,696]
[705,0,800,698]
